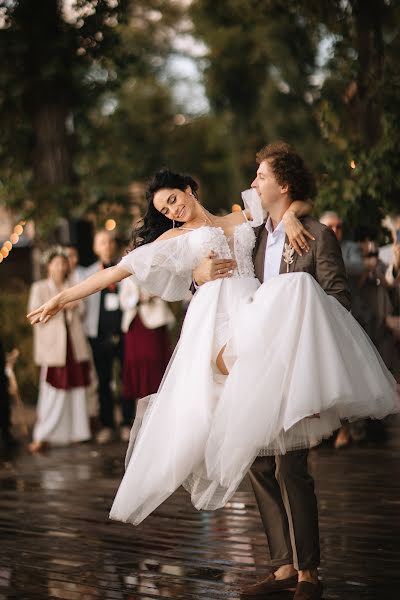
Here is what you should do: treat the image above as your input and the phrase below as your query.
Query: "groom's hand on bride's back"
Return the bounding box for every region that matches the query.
[192,251,236,286]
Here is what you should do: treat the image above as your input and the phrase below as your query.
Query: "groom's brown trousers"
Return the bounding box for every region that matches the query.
[250,217,350,572]
[249,450,320,571]
[250,217,351,572]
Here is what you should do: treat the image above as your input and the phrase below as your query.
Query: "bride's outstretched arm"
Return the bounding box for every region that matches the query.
[27,265,131,325]
[282,200,315,255]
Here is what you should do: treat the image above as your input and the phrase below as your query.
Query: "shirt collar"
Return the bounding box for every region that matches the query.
[265,217,285,235]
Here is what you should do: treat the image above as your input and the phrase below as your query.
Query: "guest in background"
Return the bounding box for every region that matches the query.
[65,244,99,426]
[0,337,17,450]
[84,231,127,444]
[380,214,400,272]
[27,247,91,453]
[320,211,364,278]
[381,215,400,316]
[119,277,175,441]
[320,215,394,447]
[382,219,400,344]
[352,228,398,368]
[64,244,87,285]
[385,242,400,290]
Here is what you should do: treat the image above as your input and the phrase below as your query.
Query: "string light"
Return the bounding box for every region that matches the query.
[105,219,116,231]
[350,160,356,169]
[0,219,27,265]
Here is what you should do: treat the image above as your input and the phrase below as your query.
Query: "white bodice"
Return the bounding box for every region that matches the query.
[187,223,256,279]
[120,221,257,301]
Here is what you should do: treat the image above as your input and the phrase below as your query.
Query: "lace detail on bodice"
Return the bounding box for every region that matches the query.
[232,222,256,277]
[192,223,256,278]
[119,220,258,302]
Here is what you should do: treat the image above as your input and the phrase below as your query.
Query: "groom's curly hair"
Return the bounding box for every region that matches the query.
[256,141,316,200]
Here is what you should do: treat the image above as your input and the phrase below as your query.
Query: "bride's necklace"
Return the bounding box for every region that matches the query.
[184,209,219,229]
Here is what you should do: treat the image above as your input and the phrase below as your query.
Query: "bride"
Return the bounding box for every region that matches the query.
[28,168,397,526]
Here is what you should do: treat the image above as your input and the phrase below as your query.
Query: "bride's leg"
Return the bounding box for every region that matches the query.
[216,345,229,375]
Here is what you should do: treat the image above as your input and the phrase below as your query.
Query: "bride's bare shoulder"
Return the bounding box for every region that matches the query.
[156,229,188,242]
[222,209,248,226]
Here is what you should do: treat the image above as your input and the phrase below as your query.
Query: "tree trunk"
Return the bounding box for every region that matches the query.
[353,0,385,143]
[15,0,76,192]
[32,102,74,187]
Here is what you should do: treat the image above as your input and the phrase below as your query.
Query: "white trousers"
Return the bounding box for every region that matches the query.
[33,369,91,445]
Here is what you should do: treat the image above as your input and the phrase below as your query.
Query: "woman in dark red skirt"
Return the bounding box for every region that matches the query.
[120,278,175,439]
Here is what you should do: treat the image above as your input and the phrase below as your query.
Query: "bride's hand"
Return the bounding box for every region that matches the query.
[27,294,65,325]
[282,212,315,256]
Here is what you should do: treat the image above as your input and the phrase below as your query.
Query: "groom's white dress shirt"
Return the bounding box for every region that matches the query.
[263,217,286,282]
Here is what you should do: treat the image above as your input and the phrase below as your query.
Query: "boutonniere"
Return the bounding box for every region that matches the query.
[283,243,295,273]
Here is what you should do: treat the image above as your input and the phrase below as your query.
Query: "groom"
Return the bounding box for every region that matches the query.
[193,142,351,600]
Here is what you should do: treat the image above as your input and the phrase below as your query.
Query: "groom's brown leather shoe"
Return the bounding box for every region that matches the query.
[293,580,323,600]
[240,572,298,598]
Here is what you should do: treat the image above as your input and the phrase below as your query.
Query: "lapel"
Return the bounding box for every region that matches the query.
[253,225,268,283]
[254,226,301,281]
[279,234,299,275]
[253,224,265,257]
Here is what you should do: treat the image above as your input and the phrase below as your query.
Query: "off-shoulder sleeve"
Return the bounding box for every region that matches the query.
[241,189,266,227]
[119,235,197,301]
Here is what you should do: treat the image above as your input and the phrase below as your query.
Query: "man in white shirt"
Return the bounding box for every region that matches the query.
[84,231,132,444]
[263,217,286,281]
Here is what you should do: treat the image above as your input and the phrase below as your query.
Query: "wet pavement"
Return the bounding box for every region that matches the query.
[1,418,400,600]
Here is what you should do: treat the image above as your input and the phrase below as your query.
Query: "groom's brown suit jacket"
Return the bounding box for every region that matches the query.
[253,216,351,311]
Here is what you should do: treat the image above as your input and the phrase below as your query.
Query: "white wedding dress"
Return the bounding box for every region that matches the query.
[109,190,398,525]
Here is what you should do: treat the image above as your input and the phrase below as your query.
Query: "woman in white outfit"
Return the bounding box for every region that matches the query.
[28,247,91,452]
[119,277,175,440]
[27,171,397,521]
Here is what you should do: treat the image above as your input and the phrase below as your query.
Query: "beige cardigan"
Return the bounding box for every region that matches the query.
[28,279,90,367]
[119,277,175,333]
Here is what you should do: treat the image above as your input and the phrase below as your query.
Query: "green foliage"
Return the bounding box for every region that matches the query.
[0,0,126,221]
[0,0,186,227]
[190,0,323,189]
[191,0,400,227]
[77,90,238,214]
[295,0,400,225]
[78,76,176,194]
[165,114,239,212]
[1,0,399,235]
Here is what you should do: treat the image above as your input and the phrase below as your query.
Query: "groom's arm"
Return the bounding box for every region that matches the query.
[314,225,351,311]
[192,253,236,286]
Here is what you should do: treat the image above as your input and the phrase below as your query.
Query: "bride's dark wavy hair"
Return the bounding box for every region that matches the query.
[132,169,199,248]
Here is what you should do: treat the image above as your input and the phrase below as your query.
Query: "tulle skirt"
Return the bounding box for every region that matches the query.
[110,273,398,525]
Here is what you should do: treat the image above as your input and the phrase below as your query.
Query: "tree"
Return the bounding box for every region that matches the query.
[190,0,400,229]
[0,0,185,231]
[0,0,128,227]
[190,0,322,190]
[292,0,400,227]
